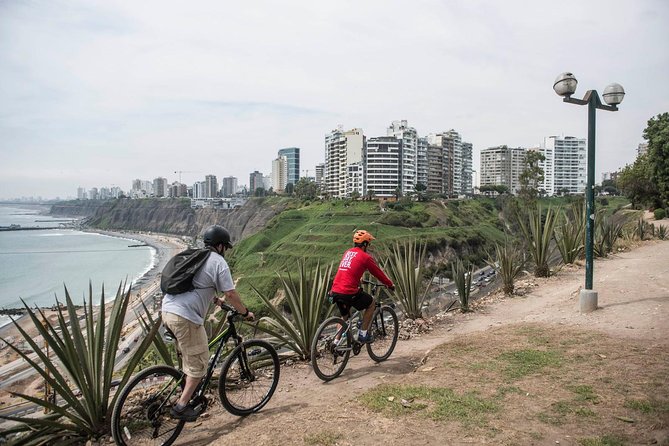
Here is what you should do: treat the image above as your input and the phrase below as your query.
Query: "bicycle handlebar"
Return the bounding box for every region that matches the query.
[219,302,237,314]
[361,279,385,287]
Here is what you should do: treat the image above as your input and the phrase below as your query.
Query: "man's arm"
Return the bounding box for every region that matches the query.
[214,289,254,320]
[365,256,394,289]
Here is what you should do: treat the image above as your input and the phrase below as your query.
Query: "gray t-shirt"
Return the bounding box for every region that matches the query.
[161,252,235,325]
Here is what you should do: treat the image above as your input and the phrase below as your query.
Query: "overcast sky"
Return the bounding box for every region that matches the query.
[1,0,668,199]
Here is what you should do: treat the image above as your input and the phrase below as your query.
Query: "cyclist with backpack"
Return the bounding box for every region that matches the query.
[161,225,255,422]
[329,230,394,344]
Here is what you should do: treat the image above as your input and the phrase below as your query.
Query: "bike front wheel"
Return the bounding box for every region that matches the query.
[111,365,185,446]
[218,339,280,416]
[366,305,399,362]
[311,317,351,382]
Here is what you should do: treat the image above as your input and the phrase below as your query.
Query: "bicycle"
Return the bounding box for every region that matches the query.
[111,303,280,446]
[310,280,399,381]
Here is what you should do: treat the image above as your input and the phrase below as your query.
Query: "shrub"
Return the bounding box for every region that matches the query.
[384,239,433,319]
[654,208,667,220]
[451,259,474,312]
[251,260,334,359]
[487,241,526,295]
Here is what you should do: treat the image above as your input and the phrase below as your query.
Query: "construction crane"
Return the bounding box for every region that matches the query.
[174,171,201,183]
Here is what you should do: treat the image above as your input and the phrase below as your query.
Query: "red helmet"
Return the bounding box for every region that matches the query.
[353,230,375,244]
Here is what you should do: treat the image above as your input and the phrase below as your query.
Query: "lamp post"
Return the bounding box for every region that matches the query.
[553,72,625,312]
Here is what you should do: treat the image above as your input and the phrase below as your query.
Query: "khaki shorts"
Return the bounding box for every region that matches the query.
[162,312,209,378]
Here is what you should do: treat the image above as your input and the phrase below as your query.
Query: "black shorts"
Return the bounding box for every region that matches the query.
[329,289,373,317]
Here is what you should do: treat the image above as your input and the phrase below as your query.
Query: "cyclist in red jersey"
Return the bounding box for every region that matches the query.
[330,230,394,343]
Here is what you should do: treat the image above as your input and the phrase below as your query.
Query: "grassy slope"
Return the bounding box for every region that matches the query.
[226,197,507,311]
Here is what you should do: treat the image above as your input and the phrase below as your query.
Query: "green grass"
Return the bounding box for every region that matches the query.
[624,398,669,414]
[304,431,343,446]
[359,384,499,426]
[497,349,563,379]
[227,198,507,307]
[578,435,627,446]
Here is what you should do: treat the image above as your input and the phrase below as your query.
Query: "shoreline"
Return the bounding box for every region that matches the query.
[0,229,188,336]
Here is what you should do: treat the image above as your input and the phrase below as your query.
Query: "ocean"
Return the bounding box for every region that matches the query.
[0,204,155,328]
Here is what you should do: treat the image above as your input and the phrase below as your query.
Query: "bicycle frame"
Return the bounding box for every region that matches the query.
[163,303,247,407]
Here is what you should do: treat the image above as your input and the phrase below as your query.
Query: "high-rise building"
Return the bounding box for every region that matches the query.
[169,182,188,198]
[89,187,99,200]
[249,171,264,193]
[386,120,417,194]
[480,146,526,194]
[539,136,586,196]
[444,130,462,196]
[271,156,288,192]
[324,127,365,198]
[153,177,167,198]
[427,133,453,196]
[204,175,218,198]
[416,137,428,189]
[192,181,207,199]
[315,163,325,190]
[366,136,402,198]
[637,142,648,157]
[278,147,300,186]
[77,187,87,200]
[221,176,238,197]
[461,142,473,195]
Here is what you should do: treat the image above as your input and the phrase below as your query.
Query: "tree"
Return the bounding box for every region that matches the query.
[644,112,669,207]
[618,154,660,208]
[413,182,427,201]
[294,178,318,199]
[394,186,402,200]
[518,151,545,202]
[284,183,295,196]
[254,187,266,197]
[366,187,375,201]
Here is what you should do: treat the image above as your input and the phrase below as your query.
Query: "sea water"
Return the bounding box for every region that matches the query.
[0,204,155,327]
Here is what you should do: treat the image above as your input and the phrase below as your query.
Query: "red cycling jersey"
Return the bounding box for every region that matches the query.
[331,247,393,295]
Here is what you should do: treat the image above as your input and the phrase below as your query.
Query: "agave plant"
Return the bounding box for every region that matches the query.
[594,211,630,257]
[486,241,526,295]
[517,205,560,277]
[555,201,584,264]
[636,218,648,241]
[384,238,434,319]
[252,260,334,359]
[658,225,668,240]
[0,283,160,445]
[451,259,474,312]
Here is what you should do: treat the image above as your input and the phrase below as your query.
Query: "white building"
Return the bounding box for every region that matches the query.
[271,156,288,192]
[637,142,648,157]
[540,136,586,196]
[366,136,401,198]
[386,120,417,195]
[416,137,428,189]
[480,146,526,194]
[324,126,365,198]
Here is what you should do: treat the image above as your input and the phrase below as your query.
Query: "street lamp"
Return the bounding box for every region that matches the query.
[553,72,625,312]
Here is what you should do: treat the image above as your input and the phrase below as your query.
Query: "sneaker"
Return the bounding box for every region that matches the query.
[170,404,201,422]
[358,332,375,344]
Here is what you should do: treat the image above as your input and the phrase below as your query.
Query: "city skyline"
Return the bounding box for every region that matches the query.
[1,1,668,199]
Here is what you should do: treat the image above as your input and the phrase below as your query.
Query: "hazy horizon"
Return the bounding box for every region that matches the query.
[2,0,668,200]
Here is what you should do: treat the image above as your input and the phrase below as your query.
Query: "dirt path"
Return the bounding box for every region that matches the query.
[172,240,668,446]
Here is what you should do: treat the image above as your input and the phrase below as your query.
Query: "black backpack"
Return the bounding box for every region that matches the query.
[160,248,213,295]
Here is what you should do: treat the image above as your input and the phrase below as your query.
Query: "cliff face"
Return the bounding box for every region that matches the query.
[50,198,289,243]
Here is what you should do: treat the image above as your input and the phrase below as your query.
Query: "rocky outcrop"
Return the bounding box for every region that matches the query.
[50,198,290,243]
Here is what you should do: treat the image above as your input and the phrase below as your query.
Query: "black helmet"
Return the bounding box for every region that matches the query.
[203,225,233,249]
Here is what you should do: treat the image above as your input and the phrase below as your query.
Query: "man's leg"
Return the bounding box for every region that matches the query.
[360,299,376,331]
[177,375,202,407]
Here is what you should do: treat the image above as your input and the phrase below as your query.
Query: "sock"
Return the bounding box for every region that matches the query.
[359,329,367,337]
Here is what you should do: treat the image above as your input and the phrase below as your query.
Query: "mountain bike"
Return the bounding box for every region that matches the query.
[111,303,280,446]
[310,280,399,381]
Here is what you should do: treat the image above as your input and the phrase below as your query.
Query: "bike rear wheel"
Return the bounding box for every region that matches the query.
[218,339,280,416]
[366,306,399,362]
[111,365,185,446]
[311,317,351,381]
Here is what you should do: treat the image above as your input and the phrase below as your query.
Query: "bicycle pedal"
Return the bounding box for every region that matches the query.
[352,343,362,355]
